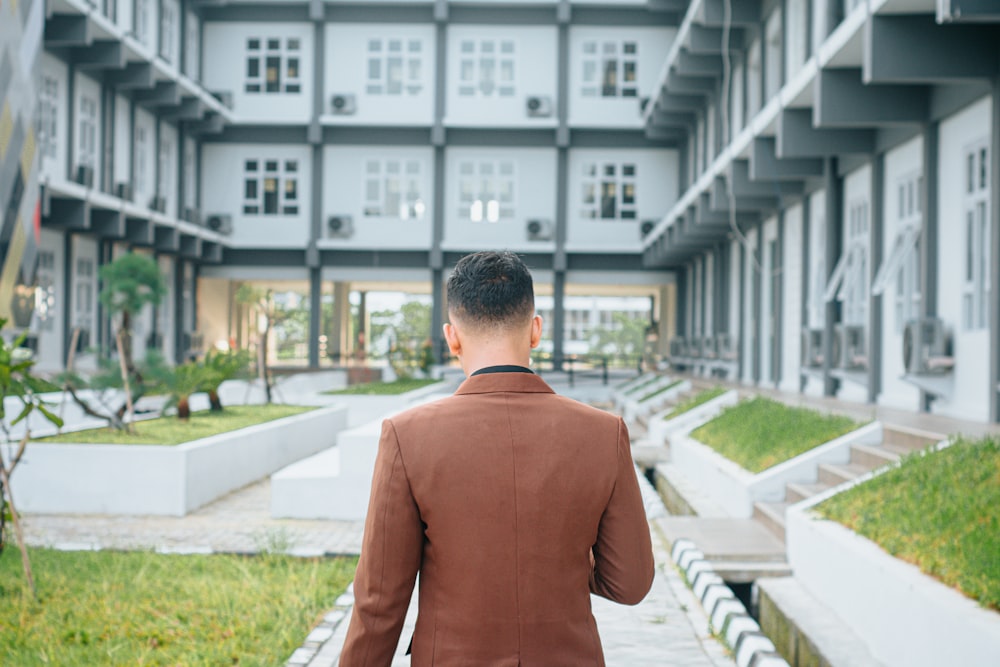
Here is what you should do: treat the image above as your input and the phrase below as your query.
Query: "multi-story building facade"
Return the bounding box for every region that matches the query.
[643,0,1000,423]
[3,0,1000,426]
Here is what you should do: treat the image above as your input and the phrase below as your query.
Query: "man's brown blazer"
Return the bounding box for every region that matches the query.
[340,371,655,666]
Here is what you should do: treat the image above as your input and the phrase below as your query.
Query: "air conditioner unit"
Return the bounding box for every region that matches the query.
[183,207,201,224]
[525,95,552,118]
[903,317,954,376]
[149,195,167,213]
[211,90,234,109]
[801,328,823,369]
[640,220,656,238]
[75,164,94,188]
[526,219,553,241]
[206,214,233,235]
[330,93,356,115]
[716,333,737,361]
[837,324,868,371]
[115,182,133,202]
[328,215,354,238]
[937,0,1000,22]
[701,335,718,359]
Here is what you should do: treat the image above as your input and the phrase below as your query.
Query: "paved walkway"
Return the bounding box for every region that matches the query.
[20,372,736,667]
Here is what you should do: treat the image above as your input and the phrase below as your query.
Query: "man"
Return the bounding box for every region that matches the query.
[340,251,654,666]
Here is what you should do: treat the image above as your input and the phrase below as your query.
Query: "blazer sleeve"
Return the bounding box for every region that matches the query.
[589,417,655,605]
[340,419,423,666]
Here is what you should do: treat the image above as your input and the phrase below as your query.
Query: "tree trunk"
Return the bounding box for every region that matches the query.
[0,457,37,598]
[260,327,273,404]
[208,390,223,412]
[177,396,191,420]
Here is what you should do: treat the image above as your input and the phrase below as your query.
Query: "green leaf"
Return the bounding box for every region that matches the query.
[11,401,34,426]
[36,403,65,428]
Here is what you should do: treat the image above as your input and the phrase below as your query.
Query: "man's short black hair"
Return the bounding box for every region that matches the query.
[447,251,535,330]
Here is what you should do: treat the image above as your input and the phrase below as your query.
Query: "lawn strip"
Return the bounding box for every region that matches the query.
[662,386,727,421]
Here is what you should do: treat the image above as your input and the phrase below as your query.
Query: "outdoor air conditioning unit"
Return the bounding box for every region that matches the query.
[330,93,356,115]
[836,324,868,371]
[206,214,233,235]
[211,90,234,109]
[149,195,167,213]
[701,335,718,360]
[328,215,354,238]
[525,95,552,118]
[526,219,553,241]
[937,0,1000,22]
[75,164,94,188]
[801,328,824,369]
[115,182,133,202]
[640,220,656,238]
[716,333,737,361]
[903,317,955,375]
[183,207,201,224]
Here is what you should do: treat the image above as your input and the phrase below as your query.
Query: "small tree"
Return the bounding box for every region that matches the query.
[0,320,64,597]
[201,348,251,411]
[235,284,283,404]
[97,254,166,423]
[154,361,207,420]
[589,312,648,360]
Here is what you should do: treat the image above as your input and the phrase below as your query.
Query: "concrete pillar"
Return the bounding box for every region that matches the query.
[330,281,350,362]
[657,283,675,358]
[919,122,939,412]
[991,78,1000,423]
[868,155,884,404]
[552,271,566,370]
[308,268,321,368]
[357,290,368,360]
[823,158,843,397]
[431,267,445,362]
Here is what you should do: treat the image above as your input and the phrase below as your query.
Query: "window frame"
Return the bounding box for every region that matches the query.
[457,38,517,99]
[580,161,638,221]
[245,36,302,95]
[366,37,423,96]
[78,95,97,169]
[363,158,426,220]
[962,140,990,331]
[242,158,300,216]
[457,159,516,223]
[580,39,638,99]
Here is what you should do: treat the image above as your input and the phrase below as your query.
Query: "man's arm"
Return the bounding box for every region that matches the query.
[589,417,655,605]
[340,420,423,666]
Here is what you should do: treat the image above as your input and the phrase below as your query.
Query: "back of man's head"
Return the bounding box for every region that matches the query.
[447,251,535,333]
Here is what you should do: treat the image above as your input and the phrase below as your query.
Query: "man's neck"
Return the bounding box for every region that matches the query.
[461,352,532,377]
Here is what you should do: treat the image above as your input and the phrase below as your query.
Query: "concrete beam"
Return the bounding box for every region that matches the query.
[698,0,760,27]
[167,97,206,122]
[647,0,688,11]
[729,160,805,198]
[938,0,1000,23]
[179,233,201,259]
[750,137,824,181]
[154,226,180,253]
[73,41,125,71]
[777,109,875,158]
[107,63,155,90]
[643,126,686,143]
[864,15,999,84]
[201,241,223,264]
[656,93,706,112]
[136,81,181,108]
[665,69,718,96]
[675,50,722,79]
[649,107,696,128]
[187,113,226,136]
[686,24,743,55]
[44,15,90,48]
[43,197,89,231]
[815,68,928,127]
[90,208,126,239]
[710,177,778,213]
[125,216,154,246]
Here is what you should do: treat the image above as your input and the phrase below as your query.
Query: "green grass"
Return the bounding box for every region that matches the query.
[623,375,662,396]
[324,377,439,395]
[35,404,314,445]
[818,436,1000,611]
[690,397,862,473]
[0,548,357,666]
[638,379,683,402]
[662,386,728,421]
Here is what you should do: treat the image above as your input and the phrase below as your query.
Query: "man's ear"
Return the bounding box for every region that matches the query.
[529,315,543,349]
[443,322,462,357]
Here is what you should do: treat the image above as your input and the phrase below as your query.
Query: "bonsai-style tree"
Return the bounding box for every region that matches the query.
[98,253,166,422]
[235,284,282,404]
[0,319,64,597]
[201,348,251,411]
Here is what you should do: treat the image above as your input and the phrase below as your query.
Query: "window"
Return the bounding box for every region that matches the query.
[764,9,783,101]
[825,199,869,326]
[245,37,301,94]
[458,160,515,222]
[581,40,637,98]
[185,13,200,80]
[78,95,97,168]
[458,39,516,98]
[243,158,299,215]
[730,60,745,139]
[873,172,922,332]
[786,0,808,79]
[34,251,56,331]
[158,136,172,203]
[134,0,150,46]
[366,38,422,96]
[363,159,425,219]
[160,0,178,63]
[39,76,58,160]
[963,142,990,330]
[135,125,148,199]
[74,258,95,329]
[746,39,762,118]
[580,162,637,220]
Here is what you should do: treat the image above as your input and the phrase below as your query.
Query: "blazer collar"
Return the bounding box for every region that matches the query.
[454,371,556,396]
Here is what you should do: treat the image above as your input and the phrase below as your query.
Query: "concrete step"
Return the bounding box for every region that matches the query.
[711,559,793,583]
[785,481,833,504]
[753,501,789,541]
[882,424,943,453]
[849,443,900,469]
[817,461,871,487]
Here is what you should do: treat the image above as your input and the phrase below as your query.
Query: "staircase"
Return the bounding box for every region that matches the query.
[752,424,943,541]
